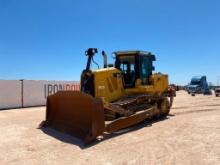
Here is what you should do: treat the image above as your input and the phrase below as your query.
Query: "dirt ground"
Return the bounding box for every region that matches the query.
[0,91,219,165]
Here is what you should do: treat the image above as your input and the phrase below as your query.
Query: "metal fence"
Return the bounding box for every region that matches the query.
[0,80,80,109]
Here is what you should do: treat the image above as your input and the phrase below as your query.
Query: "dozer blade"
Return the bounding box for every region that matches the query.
[42,91,105,144]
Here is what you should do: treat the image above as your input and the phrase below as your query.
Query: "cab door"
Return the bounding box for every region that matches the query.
[116,55,136,88]
[140,56,153,85]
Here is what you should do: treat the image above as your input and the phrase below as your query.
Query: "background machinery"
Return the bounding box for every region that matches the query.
[186,76,212,96]
[215,88,220,97]
[41,48,175,143]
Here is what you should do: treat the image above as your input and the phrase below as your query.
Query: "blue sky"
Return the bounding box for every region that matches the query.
[0,0,219,85]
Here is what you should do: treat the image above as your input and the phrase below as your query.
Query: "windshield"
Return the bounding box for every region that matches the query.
[190,79,201,85]
[117,56,135,74]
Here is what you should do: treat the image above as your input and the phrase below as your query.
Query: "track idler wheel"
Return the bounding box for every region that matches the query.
[158,98,170,116]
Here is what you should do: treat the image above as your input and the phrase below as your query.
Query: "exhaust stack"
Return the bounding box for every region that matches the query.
[102,51,107,68]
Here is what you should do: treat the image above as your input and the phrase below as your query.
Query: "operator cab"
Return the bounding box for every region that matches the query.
[114,51,156,88]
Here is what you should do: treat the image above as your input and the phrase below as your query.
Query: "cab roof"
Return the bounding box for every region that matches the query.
[192,76,206,80]
[114,50,156,61]
[114,50,153,56]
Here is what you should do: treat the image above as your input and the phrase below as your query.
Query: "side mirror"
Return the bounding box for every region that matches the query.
[150,54,156,61]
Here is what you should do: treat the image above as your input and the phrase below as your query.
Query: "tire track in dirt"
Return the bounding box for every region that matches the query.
[172,108,220,116]
[172,103,220,110]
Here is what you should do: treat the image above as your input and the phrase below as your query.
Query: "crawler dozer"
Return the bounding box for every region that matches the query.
[41,48,175,143]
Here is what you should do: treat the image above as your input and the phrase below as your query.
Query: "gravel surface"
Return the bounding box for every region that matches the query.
[0,91,220,165]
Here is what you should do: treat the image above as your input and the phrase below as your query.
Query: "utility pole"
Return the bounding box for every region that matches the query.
[217,76,219,86]
[20,79,24,108]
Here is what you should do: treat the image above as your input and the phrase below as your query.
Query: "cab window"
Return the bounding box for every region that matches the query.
[117,56,136,87]
[140,56,150,85]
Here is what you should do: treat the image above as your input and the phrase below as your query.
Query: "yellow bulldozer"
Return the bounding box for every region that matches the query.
[41,48,175,144]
